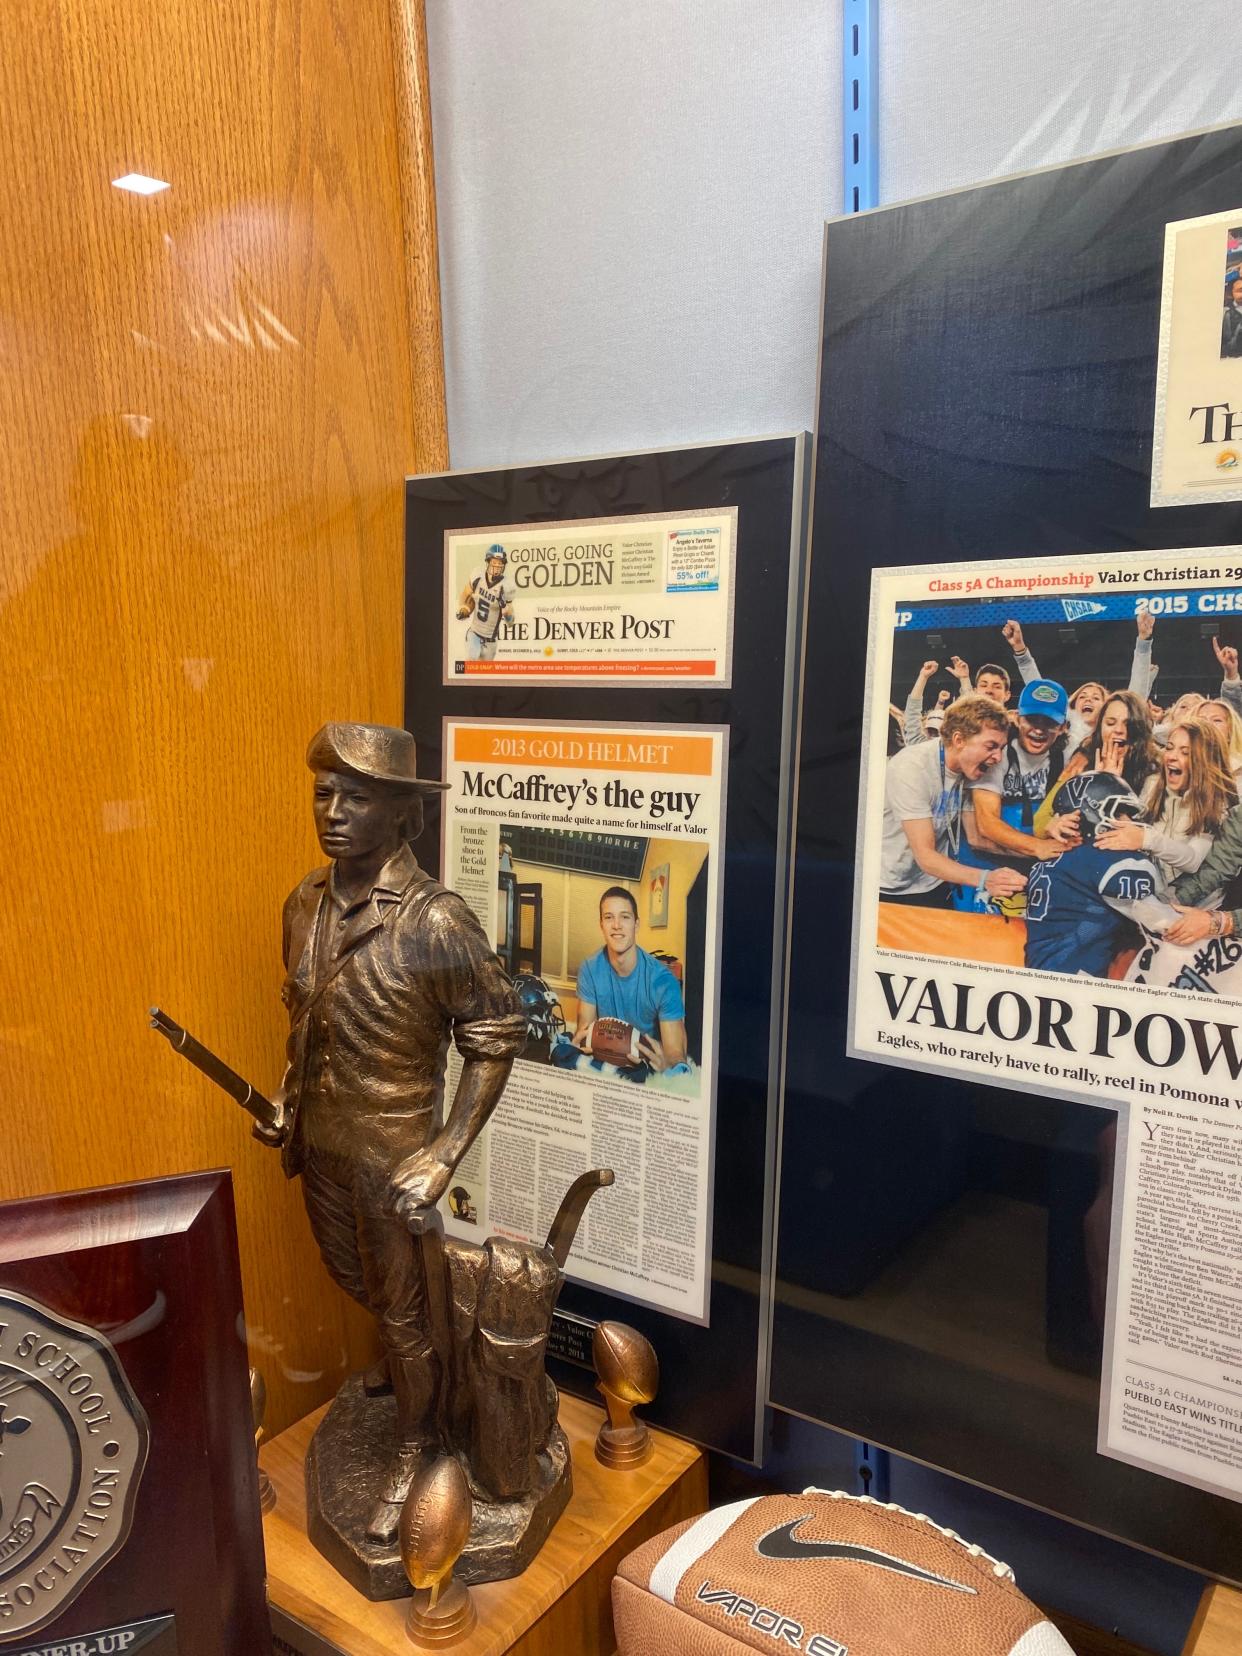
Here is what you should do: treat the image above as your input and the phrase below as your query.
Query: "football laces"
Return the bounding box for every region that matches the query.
[801,1489,1015,1581]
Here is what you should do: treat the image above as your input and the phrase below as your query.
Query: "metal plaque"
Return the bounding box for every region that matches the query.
[547,1311,597,1371]
[10,1613,176,1654]
[0,1290,148,1639]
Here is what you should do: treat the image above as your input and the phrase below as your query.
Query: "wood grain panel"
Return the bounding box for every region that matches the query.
[0,0,446,1434]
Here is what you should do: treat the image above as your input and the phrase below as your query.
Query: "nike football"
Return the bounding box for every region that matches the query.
[589,1017,643,1067]
[613,1491,1076,1656]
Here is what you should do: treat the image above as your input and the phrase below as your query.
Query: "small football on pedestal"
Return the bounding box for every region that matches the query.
[593,1321,659,1470]
[399,1457,476,1648]
[250,1366,277,1515]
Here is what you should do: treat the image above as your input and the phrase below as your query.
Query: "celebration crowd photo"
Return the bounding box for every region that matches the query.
[879,600,1242,994]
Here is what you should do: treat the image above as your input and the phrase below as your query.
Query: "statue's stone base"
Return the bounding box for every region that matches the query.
[304,1373,572,1598]
[264,1391,707,1655]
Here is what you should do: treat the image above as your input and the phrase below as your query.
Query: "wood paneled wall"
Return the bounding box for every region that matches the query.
[0,0,446,1434]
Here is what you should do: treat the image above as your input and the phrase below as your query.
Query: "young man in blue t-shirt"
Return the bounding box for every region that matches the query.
[572,886,688,1072]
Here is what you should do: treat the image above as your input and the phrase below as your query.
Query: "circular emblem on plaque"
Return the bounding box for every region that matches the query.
[0,1290,148,1637]
[1216,447,1239,472]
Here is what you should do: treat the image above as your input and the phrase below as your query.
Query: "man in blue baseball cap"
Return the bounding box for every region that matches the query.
[967,677,1079,866]
[1016,676,1070,724]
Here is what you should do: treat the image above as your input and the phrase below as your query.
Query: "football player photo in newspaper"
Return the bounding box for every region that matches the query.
[498,828,705,1097]
[455,541,516,663]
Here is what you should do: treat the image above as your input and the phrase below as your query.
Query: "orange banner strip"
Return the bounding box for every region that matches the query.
[452,725,715,776]
[877,903,1025,967]
[459,659,715,676]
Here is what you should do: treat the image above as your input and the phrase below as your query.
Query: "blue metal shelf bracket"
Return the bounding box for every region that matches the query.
[852,1439,891,1502]
[843,0,879,213]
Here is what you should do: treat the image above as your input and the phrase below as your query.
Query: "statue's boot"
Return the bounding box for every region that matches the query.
[364,1351,440,1543]
[362,1356,392,1396]
[364,1442,425,1543]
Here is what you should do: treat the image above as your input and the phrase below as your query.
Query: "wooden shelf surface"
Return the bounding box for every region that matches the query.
[1183,1583,1242,1656]
[262,1391,707,1656]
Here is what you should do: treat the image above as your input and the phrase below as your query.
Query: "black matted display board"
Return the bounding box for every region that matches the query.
[407,437,808,1463]
[776,124,1242,1576]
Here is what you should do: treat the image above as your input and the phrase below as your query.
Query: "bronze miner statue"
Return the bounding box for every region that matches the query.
[153,721,612,1597]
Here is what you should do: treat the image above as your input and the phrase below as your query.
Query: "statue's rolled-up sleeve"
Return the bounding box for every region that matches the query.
[411,894,527,1062]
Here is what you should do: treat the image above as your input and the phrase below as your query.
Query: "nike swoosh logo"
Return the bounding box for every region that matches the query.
[755,1519,976,1595]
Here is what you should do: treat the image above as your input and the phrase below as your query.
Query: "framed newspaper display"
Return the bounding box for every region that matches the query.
[1152,208,1242,508]
[852,545,1242,1110]
[441,509,737,687]
[437,717,726,1325]
[777,123,1242,1579]
[407,436,809,1463]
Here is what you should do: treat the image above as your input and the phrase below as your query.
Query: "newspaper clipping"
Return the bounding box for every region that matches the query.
[1100,1100,1242,1502]
[1152,206,1242,507]
[441,509,736,686]
[852,546,1242,1112]
[438,717,725,1322]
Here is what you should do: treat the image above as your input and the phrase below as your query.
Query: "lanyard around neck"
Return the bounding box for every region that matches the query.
[939,742,963,855]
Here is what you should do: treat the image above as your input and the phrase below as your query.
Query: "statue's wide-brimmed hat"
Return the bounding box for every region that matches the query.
[306,722,449,793]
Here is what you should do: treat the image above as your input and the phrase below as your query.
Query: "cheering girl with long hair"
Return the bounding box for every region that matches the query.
[1096,717,1238,880]
[1036,690,1159,841]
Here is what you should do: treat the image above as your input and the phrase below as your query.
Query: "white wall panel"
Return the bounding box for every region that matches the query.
[426,1,839,467]
[880,1,1241,206]
[428,2,1241,467]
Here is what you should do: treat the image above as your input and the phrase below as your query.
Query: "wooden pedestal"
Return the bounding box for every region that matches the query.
[262,1392,707,1656]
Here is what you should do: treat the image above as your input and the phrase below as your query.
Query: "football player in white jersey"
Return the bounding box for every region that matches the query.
[456,544,515,661]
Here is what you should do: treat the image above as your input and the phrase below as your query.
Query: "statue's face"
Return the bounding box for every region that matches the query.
[312,769,403,862]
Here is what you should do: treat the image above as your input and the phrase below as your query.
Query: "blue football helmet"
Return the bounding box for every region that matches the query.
[1053,771,1141,841]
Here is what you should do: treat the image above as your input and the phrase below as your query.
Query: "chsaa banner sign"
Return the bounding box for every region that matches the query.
[851,545,1242,1114]
[895,583,1242,634]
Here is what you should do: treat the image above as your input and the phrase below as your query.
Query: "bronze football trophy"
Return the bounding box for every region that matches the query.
[399,1455,476,1646]
[591,1321,658,1469]
[154,721,614,1596]
[250,1365,277,1513]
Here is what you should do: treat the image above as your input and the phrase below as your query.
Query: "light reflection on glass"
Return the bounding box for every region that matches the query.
[111,172,170,195]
